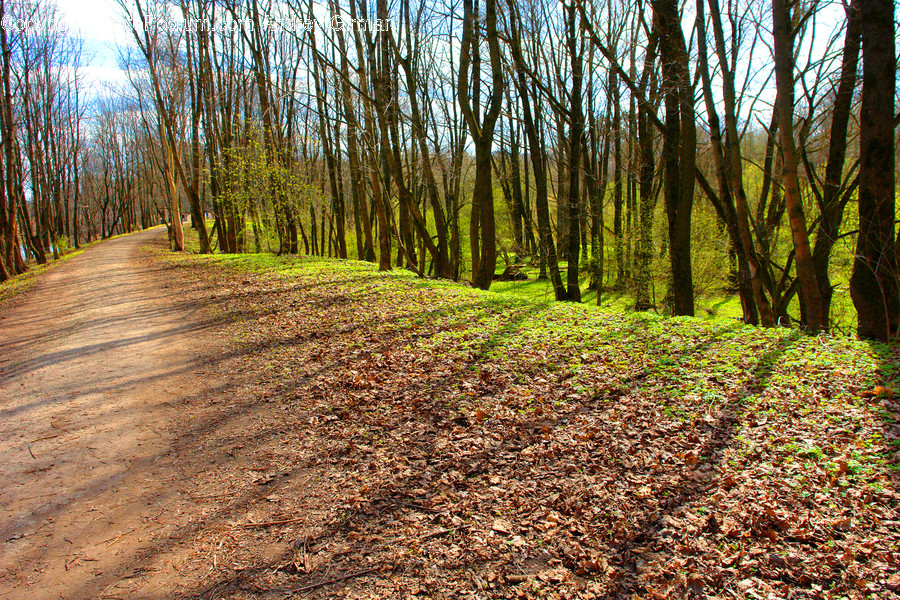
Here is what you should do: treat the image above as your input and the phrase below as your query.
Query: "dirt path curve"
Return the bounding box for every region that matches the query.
[0,228,215,599]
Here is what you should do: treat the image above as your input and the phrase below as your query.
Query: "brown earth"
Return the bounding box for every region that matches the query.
[0,228,272,600]
[2,228,897,600]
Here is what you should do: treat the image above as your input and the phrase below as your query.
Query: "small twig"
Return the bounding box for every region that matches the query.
[398,502,443,514]
[294,566,380,593]
[102,528,134,547]
[240,517,305,528]
[30,434,59,443]
[23,465,53,474]
[87,450,106,465]
[27,445,35,459]
[65,556,98,571]
[13,492,54,503]
[420,527,456,540]
[373,525,468,551]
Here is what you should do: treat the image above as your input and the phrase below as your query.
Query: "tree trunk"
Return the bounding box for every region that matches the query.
[850,0,898,339]
[772,0,826,331]
[612,68,625,291]
[812,0,859,324]
[505,0,565,299]
[458,0,503,290]
[564,2,583,302]
[653,0,696,316]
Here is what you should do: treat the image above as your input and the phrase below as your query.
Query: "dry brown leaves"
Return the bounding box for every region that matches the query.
[156,251,899,600]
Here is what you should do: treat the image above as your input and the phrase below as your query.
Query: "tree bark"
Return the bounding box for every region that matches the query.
[772,0,826,331]
[458,0,504,290]
[653,0,696,316]
[812,0,860,326]
[850,0,898,339]
[564,2,583,302]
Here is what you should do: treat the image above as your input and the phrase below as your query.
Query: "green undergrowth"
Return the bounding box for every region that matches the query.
[490,263,747,323]
[171,246,897,458]
[162,234,900,596]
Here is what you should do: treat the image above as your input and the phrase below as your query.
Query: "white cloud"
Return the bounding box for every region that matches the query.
[58,0,135,90]
[58,0,130,45]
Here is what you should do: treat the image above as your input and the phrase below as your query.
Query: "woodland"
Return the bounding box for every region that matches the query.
[0,0,898,339]
[0,0,900,597]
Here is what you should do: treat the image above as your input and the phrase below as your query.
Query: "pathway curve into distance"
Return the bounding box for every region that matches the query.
[0,228,212,599]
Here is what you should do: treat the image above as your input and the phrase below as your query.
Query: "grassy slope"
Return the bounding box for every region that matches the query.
[168,229,900,598]
[305,225,858,332]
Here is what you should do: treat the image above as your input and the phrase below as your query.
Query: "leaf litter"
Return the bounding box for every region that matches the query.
[158,249,900,599]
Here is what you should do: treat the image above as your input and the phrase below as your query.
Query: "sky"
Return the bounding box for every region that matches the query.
[53,0,846,122]
[58,0,134,90]
[55,0,335,93]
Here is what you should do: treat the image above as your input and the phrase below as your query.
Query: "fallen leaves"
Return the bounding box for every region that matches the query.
[491,519,514,535]
[157,249,900,600]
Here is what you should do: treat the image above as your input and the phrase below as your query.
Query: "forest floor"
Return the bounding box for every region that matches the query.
[1,227,899,599]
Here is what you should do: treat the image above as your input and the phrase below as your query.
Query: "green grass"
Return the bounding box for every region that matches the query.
[489,262,746,322]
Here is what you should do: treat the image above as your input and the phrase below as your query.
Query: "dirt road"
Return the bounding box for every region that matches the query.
[0,228,216,599]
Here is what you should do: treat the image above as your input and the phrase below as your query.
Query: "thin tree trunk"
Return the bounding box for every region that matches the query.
[772,0,825,331]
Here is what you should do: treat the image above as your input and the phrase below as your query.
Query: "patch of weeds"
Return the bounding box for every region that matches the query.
[796,445,825,461]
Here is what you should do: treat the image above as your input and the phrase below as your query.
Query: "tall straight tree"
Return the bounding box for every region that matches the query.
[458,0,504,290]
[633,30,657,311]
[850,0,897,340]
[563,1,584,302]
[330,0,375,262]
[652,0,696,316]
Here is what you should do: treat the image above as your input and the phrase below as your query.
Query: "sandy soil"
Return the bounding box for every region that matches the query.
[0,228,228,600]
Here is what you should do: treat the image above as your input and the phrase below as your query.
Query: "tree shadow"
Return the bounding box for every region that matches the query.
[3,228,856,600]
[171,259,807,597]
[606,332,802,596]
[862,340,900,480]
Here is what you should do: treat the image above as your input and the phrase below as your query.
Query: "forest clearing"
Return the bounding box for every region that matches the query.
[1,227,898,599]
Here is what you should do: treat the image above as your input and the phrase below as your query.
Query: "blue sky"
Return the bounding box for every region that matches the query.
[59,0,134,89]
